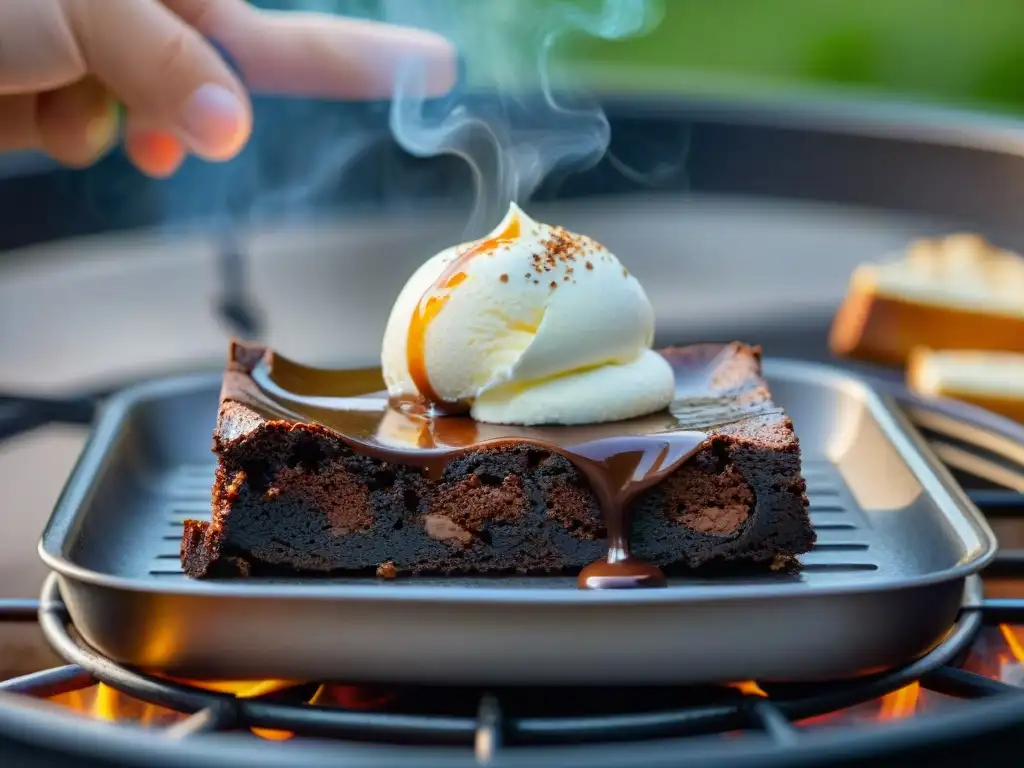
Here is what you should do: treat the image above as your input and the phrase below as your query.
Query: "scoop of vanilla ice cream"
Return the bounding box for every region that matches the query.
[380,203,674,425]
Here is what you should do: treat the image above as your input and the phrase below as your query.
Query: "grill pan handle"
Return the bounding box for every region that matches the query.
[876,382,1024,492]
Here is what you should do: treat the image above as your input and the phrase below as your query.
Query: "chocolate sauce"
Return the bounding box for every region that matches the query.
[230,344,770,590]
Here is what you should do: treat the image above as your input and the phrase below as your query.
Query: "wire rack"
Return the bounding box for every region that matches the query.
[2,379,1024,766]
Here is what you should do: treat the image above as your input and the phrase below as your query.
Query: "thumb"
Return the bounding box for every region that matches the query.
[65,0,250,161]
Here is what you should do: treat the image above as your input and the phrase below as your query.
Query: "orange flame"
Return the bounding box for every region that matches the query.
[49,684,180,726]
[728,680,767,697]
[52,677,925,731]
[48,677,393,741]
[726,677,921,727]
[168,677,302,741]
[50,678,309,739]
[999,624,1024,663]
[794,682,921,728]
[877,682,920,720]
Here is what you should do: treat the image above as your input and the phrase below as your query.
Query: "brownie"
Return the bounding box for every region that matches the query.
[181,341,814,579]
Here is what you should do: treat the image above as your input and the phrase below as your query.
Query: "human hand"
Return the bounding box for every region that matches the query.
[0,0,456,178]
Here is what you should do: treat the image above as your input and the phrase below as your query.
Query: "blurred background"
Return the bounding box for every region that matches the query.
[2,0,1024,710]
[566,0,1024,113]
[10,0,1024,238]
[9,0,1024,184]
[252,0,1024,112]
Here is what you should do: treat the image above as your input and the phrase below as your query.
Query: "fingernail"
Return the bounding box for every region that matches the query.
[179,83,248,159]
[82,94,119,159]
[127,130,186,178]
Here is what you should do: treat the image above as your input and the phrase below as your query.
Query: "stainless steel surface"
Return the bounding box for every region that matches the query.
[37,359,996,684]
[893,391,1024,493]
[0,193,970,649]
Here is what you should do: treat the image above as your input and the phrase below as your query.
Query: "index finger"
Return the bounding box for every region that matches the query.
[167,0,457,99]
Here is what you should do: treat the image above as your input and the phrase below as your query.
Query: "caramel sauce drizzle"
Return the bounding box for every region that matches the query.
[406,215,522,412]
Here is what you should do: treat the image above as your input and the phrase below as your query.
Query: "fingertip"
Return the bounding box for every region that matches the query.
[35,79,119,168]
[415,31,460,97]
[367,24,460,98]
[125,128,187,178]
[178,83,251,161]
[70,0,252,164]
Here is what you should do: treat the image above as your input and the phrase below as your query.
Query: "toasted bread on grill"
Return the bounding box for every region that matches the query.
[829,234,1024,367]
[907,347,1024,423]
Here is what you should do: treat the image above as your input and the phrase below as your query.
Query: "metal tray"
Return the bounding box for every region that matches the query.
[37,358,996,685]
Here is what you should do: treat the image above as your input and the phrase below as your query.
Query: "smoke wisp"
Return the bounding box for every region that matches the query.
[384,0,663,237]
[136,0,663,236]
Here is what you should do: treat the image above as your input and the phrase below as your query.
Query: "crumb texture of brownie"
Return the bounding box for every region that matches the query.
[181,341,814,578]
[184,433,607,578]
[630,437,812,569]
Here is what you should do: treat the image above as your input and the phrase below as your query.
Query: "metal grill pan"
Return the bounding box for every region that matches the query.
[38,359,996,684]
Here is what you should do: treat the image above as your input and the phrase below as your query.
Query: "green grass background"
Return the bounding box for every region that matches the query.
[260,2,1024,112]
[565,0,1024,112]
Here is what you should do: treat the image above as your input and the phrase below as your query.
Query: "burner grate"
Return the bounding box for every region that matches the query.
[0,570,1013,756]
[4,380,1024,766]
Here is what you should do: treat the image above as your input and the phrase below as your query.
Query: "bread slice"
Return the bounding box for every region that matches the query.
[829,234,1024,367]
[907,348,1024,423]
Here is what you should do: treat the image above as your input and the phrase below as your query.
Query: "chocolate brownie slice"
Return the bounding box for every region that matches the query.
[181,341,813,578]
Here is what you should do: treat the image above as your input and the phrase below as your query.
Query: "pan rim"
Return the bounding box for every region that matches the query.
[37,356,999,605]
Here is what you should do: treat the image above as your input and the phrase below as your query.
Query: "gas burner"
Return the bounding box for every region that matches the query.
[3,379,1024,767]
[1,568,1024,766]
[8,573,1013,748]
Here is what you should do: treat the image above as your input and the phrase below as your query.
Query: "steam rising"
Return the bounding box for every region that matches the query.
[142,1,662,234]
[384,0,663,236]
